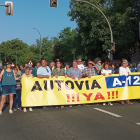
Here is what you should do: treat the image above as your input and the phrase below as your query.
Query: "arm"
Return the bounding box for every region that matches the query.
[13,71,19,80]
[119,67,122,76]
[67,68,75,79]
[37,75,49,78]
[109,70,112,75]
[128,67,131,75]
[67,75,75,79]
[78,75,82,80]
[0,69,4,82]
[93,62,99,72]
[82,74,88,78]
[101,69,106,76]
[51,69,58,78]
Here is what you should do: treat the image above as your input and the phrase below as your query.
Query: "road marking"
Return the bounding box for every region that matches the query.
[136,123,140,126]
[94,108,122,118]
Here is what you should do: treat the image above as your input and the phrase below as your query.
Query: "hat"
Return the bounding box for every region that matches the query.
[94,57,101,64]
[28,64,32,68]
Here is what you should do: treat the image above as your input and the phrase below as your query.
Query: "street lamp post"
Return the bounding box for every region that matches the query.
[28,27,42,61]
[74,0,115,61]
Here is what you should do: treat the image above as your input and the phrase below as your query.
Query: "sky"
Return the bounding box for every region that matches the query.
[0,0,77,46]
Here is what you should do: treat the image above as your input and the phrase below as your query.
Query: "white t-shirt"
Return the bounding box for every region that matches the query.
[136,63,140,72]
[101,69,112,75]
[119,66,131,76]
[78,64,84,71]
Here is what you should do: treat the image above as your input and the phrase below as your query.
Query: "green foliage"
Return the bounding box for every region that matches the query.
[58,27,79,62]
[68,0,140,58]
[0,0,139,64]
[41,37,54,64]
[0,38,54,66]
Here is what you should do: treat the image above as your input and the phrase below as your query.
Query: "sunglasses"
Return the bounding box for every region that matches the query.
[88,63,92,65]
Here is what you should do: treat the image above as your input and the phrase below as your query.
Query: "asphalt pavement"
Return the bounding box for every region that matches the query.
[0,101,140,140]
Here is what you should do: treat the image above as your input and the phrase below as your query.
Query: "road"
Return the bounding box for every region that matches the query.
[0,101,140,140]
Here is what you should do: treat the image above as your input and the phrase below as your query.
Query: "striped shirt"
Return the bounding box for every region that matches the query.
[82,67,96,76]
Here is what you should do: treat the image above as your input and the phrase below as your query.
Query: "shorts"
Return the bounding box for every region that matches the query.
[1,85,16,96]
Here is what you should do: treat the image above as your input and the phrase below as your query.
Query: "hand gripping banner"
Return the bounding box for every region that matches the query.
[22,73,140,107]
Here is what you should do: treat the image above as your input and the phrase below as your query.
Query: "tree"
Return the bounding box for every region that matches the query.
[0,39,31,65]
[68,0,140,60]
[58,27,80,62]
[40,37,54,64]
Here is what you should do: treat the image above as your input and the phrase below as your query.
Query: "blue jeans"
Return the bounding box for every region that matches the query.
[13,89,21,109]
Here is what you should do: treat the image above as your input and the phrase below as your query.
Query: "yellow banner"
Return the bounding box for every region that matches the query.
[22,73,140,107]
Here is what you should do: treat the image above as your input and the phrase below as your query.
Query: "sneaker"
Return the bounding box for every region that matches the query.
[29,108,33,111]
[0,111,2,115]
[23,108,27,112]
[108,102,113,106]
[9,110,13,114]
[103,103,106,106]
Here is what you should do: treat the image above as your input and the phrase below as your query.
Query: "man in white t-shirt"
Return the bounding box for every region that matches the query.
[77,59,84,71]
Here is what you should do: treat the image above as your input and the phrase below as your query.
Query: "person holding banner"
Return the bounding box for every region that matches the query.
[67,61,82,107]
[82,61,98,78]
[101,62,113,106]
[52,61,66,109]
[37,60,51,109]
[21,66,34,112]
[119,59,133,105]
[0,62,19,115]
[37,60,51,78]
[67,61,82,80]
[52,61,65,77]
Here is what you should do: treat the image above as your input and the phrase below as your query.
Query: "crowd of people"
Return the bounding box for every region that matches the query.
[0,57,140,115]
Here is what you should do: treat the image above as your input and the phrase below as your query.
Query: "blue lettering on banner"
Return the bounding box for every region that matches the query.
[105,75,140,89]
